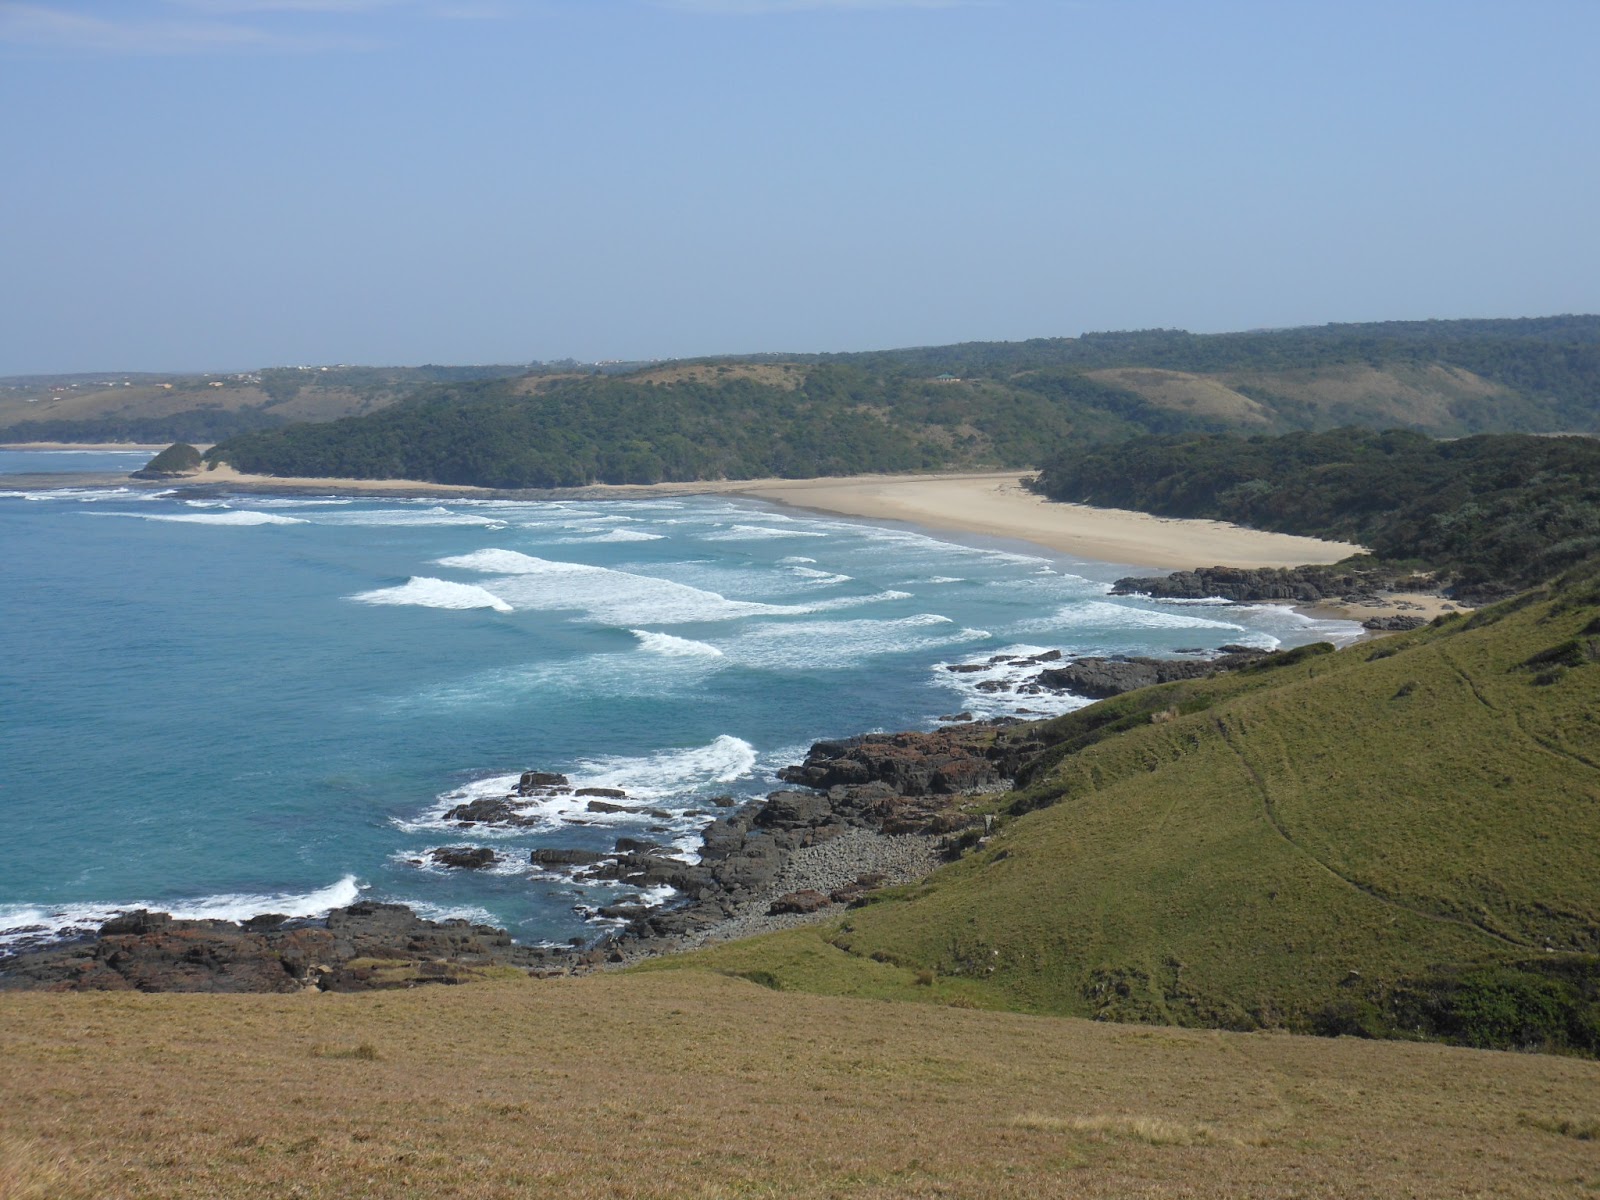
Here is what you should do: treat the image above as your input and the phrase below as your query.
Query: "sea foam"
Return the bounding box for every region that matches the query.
[436,549,909,625]
[351,577,514,613]
[91,509,307,525]
[0,875,363,957]
[631,630,725,658]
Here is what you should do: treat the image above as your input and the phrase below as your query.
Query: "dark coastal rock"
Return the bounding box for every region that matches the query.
[769,889,831,916]
[531,848,605,867]
[614,837,663,854]
[586,800,632,814]
[517,770,571,794]
[576,787,627,799]
[443,796,536,826]
[0,899,593,995]
[777,727,1011,796]
[430,846,497,870]
[1363,615,1428,632]
[1035,649,1270,700]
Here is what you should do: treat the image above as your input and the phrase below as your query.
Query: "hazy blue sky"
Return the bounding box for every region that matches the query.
[2,1,1596,372]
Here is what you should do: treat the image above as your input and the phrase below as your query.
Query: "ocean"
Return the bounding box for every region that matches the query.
[0,451,1361,952]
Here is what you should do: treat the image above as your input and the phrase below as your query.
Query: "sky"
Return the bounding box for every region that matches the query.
[1,0,1596,373]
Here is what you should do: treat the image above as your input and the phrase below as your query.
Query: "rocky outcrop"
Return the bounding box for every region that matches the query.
[1034,648,1268,699]
[430,846,497,870]
[0,902,579,993]
[1363,615,1427,632]
[3,722,1035,992]
[776,727,1015,796]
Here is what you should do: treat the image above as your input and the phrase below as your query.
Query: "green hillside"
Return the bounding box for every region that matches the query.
[648,570,1600,1053]
[1031,428,1600,597]
[200,316,1600,487]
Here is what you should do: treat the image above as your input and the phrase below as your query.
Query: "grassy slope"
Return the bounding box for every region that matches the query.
[4,972,1598,1199]
[654,581,1600,1034]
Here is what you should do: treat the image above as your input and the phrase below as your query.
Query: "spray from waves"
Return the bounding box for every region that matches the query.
[436,548,912,625]
[0,875,363,957]
[87,509,307,526]
[398,735,760,837]
[631,630,725,658]
[568,734,758,798]
[351,577,514,613]
[931,645,1096,722]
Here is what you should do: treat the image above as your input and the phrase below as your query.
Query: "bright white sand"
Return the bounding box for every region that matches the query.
[732,472,1362,570]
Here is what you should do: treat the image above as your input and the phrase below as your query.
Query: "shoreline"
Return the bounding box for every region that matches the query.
[18,463,1363,572]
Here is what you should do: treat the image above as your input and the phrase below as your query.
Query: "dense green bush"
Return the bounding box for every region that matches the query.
[1032,428,1600,595]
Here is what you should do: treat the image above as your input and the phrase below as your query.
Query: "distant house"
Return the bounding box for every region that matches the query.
[933,373,962,384]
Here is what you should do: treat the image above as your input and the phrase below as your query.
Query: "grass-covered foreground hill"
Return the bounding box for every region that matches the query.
[4,972,1598,1199]
[653,569,1600,1052]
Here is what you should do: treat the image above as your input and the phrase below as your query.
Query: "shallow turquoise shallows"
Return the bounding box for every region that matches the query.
[0,455,1359,950]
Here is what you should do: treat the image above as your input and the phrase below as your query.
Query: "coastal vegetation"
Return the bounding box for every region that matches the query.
[196,315,1600,488]
[135,441,203,476]
[647,564,1600,1054]
[1032,428,1600,598]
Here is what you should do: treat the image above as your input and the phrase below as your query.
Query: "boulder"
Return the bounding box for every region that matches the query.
[768,889,831,916]
[516,771,570,795]
[430,846,497,870]
[531,848,605,867]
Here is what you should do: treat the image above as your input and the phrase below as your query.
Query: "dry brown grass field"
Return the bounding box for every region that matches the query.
[4,971,1597,1199]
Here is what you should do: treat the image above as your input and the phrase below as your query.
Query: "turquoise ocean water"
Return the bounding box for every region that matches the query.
[0,452,1360,951]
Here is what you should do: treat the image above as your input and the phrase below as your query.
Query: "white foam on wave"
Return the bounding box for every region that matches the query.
[698,524,827,541]
[400,735,759,837]
[780,556,817,564]
[245,497,355,508]
[436,548,909,625]
[786,565,852,585]
[89,509,308,526]
[4,486,157,503]
[631,630,724,658]
[931,645,1094,722]
[556,527,665,543]
[352,577,514,613]
[570,734,758,799]
[1013,598,1248,636]
[0,875,364,957]
[316,506,507,528]
[720,613,990,671]
[1232,603,1365,647]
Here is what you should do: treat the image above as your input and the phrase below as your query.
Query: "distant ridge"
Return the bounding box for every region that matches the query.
[7,314,1598,454]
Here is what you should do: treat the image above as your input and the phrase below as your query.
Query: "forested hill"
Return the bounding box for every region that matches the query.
[206,367,1197,486]
[1031,428,1600,595]
[206,316,1600,487]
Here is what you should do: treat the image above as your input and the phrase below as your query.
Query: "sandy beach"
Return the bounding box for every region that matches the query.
[732,472,1361,570]
[158,466,1361,571]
